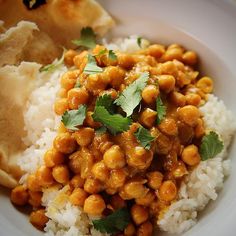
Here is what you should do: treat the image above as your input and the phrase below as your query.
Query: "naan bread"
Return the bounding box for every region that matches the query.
[0,62,41,188]
[0,0,114,48]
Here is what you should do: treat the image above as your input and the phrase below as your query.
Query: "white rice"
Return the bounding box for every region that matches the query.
[17,37,236,235]
[158,94,236,234]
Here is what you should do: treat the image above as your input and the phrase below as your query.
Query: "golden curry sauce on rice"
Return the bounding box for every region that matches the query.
[10,36,223,235]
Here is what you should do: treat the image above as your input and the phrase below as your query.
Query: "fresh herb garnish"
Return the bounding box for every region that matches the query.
[137,37,142,48]
[156,96,166,124]
[61,105,87,131]
[83,54,103,75]
[23,0,46,9]
[115,72,149,117]
[92,106,132,135]
[92,208,131,234]
[200,131,224,161]
[134,126,155,150]
[40,49,65,73]
[108,50,117,61]
[95,94,115,114]
[72,27,96,49]
[95,126,107,135]
[96,49,117,61]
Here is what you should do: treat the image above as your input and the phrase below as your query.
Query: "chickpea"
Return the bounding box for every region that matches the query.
[147,44,165,58]
[80,148,94,179]
[85,111,101,128]
[28,191,42,208]
[123,179,148,199]
[27,174,41,192]
[100,88,118,100]
[70,175,85,189]
[83,194,106,216]
[110,194,126,210]
[173,59,185,71]
[108,168,127,188]
[60,70,79,90]
[158,118,178,136]
[195,118,205,138]
[118,53,135,69]
[127,147,153,170]
[69,188,88,207]
[53,133,77,154]
[36,166,54,187]
[186,93,201,106]
[168,43,183,50]
[73,51,88,71]
[124,223,136,236]
[159,61,178,77]
[196,76,213,93]
[170,91,186,107]
[131,204,149,225]
[137,221,153,236]
[67,87,89,109]
[181,144,201,166]
[73,127,95,147]
[52,165,70,184]
[103,145,126,169]
[142,85,159,104]
[86,73,108,94]
[158,75,175,93]
[44,148,64,168]
[177,105,200,127]
[182,51,198,65]
[64,49,78,67]
[158,180,177,202]
[146,171,163,190]
[54,98,69,115]
[91,161,109,182]
[84,177,103,194]
[29,209,48,230]
[99,141,114,154]
[104,66,126,89]
[139,108,157,128]
[69,151,82,174]
[135,190,155,206]
[11,185,28,206]
[163,47,183,61]
[172,161,188,178]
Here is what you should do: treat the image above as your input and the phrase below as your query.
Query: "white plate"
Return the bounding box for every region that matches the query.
[1,0,236,235]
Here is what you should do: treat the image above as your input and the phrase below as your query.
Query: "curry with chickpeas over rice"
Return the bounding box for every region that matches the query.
[10,29,225,236]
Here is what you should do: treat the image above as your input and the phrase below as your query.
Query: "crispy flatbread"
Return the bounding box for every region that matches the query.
[0,62,41,188]
[0,0,114,48]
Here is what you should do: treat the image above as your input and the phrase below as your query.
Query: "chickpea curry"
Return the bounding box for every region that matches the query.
[10,30,224,236]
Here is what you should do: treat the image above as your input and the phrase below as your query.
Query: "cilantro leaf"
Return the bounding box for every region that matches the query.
[92,106,132,135]
[84,54,103,75]
[92,208,131,234]
[95,94,115,114]
[23,0,46,9]
[156,96,166,124]
[72,27,96,49]
[134,126,155,150]
[108,50,117,61]
[137,37,142,48]
[61,105,87,131]
[200,131,224,161]
[115,72,149,117]
[40,49,65,73]
[95,126,107,135]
